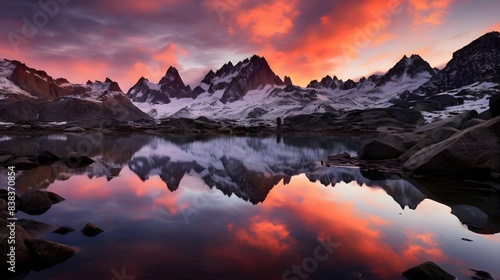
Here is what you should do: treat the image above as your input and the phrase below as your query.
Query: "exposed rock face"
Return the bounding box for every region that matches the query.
[283,76,293,86]
[128,67,193,104]
[159,66,192,98]
[403,115,500,177]
[8,60,86,100]
[0,60,151,123]
[220,55,284,103]
[127,77,170,104]
[376,54,436,87]
[307,75,343,89]
[415,31,500,95]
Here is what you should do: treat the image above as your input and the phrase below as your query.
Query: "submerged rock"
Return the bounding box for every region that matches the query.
[0,219,32,271]
[25,239,77,271]
[19,190,53,215]
[82,223,104,237]
[37,150,60,165]
[2,157,39,170]
[61,152,95,168]
[53,226,76,235]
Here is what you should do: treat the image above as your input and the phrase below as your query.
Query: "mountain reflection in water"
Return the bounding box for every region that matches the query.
[1,133,499,280]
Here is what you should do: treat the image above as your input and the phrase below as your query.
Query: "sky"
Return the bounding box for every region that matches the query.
[0,0,499,91]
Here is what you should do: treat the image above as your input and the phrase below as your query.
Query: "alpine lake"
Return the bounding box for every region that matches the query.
[1,132,499,280]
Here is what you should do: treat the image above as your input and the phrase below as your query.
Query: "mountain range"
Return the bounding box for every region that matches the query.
[1,31,499,125]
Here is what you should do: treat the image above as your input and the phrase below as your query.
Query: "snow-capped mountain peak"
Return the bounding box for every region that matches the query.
[414,31,500,96]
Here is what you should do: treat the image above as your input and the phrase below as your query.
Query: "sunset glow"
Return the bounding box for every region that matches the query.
[0,0,498,90]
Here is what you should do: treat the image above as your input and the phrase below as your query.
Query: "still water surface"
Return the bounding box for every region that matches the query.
[2,133,499,280]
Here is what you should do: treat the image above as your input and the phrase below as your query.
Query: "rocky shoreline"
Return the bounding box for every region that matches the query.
[0,188,104,279]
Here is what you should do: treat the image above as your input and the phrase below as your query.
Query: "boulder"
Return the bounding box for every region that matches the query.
[402,261,455,280]
[460,118,485,129]
[404,116,500,177]
[358,134,405,160]
[2,157,39,170]
[490,94,500,117]
[398,127,459,163]
[47,191,65,204]
[0,219,31,272]
[82,223,104,237]
[53,226,76,235]
[19,190,53,215]
[386,107,425,125]
[18,219,54,238]
[25,239,77,271]
[413,100,444,111]
[413,110,477,134]
[37,150,60,165]
[61,152,95,168]
[427,94,458,107]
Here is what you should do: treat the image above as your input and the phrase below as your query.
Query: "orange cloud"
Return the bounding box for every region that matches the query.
[231,216,291,254]
[235,0,300,42]
[247,0,408,85]
[407,0,454,25]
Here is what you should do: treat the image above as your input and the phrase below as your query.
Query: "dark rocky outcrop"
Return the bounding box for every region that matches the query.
[220,55,284,103]
[398,127,459,163]
[358,134,405,160]
[413,110,477,134]
[127,77,170,104]
[284,107,423,132]
[414,31,500,96]
[413,100,444,111]
[403,116,500,177]
[376,54,436,87]
[0,59,152,123]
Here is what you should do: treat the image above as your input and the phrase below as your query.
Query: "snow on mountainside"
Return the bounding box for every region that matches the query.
[131,54,436,124]
[0,59,151,122]
[413,31,500,96]
[0,60,32,99]
[130,32,500,124]
[128,66,192,105]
